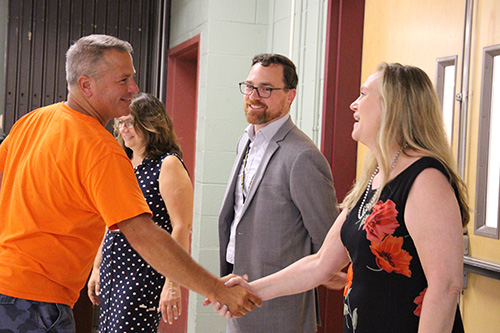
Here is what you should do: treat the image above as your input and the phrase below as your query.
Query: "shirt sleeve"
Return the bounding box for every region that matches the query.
[84,152,152,229]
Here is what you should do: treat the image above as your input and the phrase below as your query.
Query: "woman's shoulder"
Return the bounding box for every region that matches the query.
[388,152,448,190]
[160,153,188,174]
[160,153,182,165]
[398,151,445,174]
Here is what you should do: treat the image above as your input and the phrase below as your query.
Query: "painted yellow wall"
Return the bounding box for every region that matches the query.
[462,274,500,332]
[359,0,464,176]
[462,0,500,331]
[466,0,500,262]
[362,0,464,77]
[361,0,500,331]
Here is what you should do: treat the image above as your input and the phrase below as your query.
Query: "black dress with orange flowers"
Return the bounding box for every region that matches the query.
[340,157,464,332]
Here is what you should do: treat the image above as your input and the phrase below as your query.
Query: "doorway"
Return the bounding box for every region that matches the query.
[164,35,200,179]
[158,34,200,333]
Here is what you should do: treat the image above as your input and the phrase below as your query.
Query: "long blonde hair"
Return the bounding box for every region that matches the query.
[342,63,469,226]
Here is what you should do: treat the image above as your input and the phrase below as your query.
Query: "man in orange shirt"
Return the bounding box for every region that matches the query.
[0,34,260,331]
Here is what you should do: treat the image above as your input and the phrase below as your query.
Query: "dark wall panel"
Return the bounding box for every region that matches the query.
[106,0,119,37]
[17,1,33,118]
[3,0,167,134]
[94,0,107,33]
[4,0,20,130]
[130,0,144,90]
[117,0,131,45]
[2,2,169,329]
[82,0,95,36]
[69,1,83,44]
[57,0,71,102]
[31,0,46,111]
[43,0,58,107]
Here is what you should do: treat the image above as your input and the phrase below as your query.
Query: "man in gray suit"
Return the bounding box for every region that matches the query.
[219,54,339,332]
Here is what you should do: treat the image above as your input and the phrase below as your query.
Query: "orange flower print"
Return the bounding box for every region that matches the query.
[363,200,399,242]
[344,263,353,297]
[413,288,427,316]
[370,235,412,277]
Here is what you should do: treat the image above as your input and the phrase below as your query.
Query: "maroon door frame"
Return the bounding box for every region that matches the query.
[318,1,365,332]
[159,34,200,333]
[164,35,200,181]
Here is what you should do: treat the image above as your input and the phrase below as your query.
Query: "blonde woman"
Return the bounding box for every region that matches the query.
[223,63,469,332]
[88,93,193,331]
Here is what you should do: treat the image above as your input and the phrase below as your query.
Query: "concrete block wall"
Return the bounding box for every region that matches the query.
[270,0,329,145]
[169,1,327,331]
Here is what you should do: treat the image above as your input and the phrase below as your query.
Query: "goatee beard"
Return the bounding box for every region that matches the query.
[245,110,267,125]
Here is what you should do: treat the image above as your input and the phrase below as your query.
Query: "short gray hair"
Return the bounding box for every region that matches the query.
[66,34,133,86]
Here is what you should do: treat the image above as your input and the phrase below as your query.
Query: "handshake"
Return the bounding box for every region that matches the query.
[205,270,347,318]
[205,274,258,318]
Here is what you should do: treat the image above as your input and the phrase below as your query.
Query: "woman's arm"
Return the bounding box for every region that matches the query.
[87,232,106,305]
[406,168,464,333]
[247,209,350,300]
[159,155,192,252]
[157,155,193,324]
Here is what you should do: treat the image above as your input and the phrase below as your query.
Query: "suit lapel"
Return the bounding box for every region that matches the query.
[220,135,251,217]
[239,118,295,215]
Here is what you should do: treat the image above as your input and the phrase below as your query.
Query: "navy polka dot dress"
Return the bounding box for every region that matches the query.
[98,153,183,332]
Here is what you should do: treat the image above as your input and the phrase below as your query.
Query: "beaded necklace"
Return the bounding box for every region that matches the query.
[240,143,255,203]
[357,144,407,219]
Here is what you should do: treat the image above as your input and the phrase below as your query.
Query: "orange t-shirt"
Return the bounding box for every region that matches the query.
[0,102,151,307]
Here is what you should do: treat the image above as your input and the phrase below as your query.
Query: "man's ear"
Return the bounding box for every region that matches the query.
[287,88,297,105]
[78,75,93,98]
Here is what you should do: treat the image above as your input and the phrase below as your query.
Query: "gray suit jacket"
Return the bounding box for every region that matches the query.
[219,117,339,333]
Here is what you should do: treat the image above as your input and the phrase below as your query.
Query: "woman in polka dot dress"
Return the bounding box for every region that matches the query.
[88,93,193,332]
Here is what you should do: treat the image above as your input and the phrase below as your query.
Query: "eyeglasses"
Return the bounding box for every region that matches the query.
[239,82,285,99]
[116,119,134,129]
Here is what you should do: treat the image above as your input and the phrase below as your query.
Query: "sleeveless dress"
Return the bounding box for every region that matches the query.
[340,157,464,332]
[98,153,185,332]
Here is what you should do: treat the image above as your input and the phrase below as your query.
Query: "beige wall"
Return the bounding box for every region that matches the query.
[463,0,500,330]
[362,0,464,79]
[357,0,465,176]
[361,0,500,331]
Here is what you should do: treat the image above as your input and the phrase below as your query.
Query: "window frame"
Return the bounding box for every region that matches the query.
[436,56,458,145]
[474,44,500,239]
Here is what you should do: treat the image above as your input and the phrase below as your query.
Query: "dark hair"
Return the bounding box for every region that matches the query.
[251,53,298,89]
[115,93,182,160]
